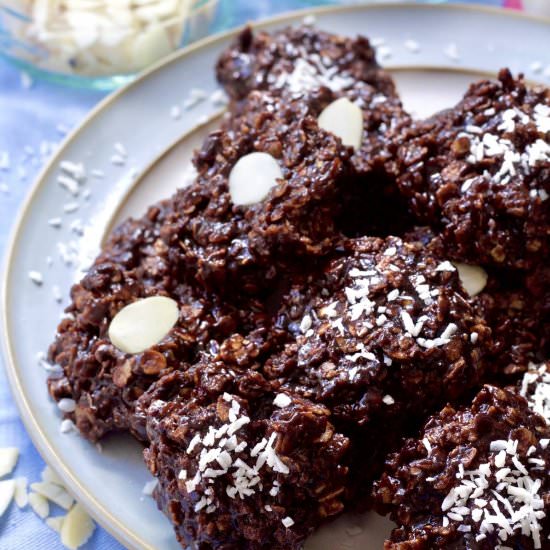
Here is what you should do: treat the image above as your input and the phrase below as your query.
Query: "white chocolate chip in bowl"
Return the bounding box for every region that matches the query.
[108,296,179,355]
[453,263,488,297]
[317,97,364,149]
[228,152,283,206]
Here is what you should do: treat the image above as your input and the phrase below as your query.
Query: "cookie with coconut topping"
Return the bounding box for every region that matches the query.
[47,206,270,443]
[265,236,490,500]
[177,93,354,294]
[216,25,397,104]
[373,385,550,549]
[143,369,350,550]
[217,26,414,237]
[395,69,550,270]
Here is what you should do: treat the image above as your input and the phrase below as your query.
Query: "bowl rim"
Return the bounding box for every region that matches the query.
[0,0,220,90]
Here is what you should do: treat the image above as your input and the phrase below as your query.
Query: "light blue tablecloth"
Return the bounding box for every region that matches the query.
[0,1,508,548]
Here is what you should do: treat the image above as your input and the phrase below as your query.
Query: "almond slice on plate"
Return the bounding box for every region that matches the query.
[0,447,19,478]
[30,481,74,510]
[61,503,95,550]
[228,152,283,206]
[28,491,49,519]
[317,97,364,149]
[108,296,179,354]
[0,479,15,518]
[453,262,488,297]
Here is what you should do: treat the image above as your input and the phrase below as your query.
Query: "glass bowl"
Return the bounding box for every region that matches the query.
[0,0,219,90]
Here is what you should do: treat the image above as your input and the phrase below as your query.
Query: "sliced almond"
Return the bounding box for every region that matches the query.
[0,447,19,478]
[317,97,364,149]
[453,263,488,297]
[30,481,74,510]
[28,492,49,519]
[108,296,179,354]
[61,503,95,550]
[0,479,15,518]
[41,465,65,487]
[46,515,65,533]
[228,152,283,206]
[14,477,28,508]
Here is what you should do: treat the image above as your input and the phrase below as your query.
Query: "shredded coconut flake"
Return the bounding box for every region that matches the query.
[273,394,292,408]
[438,438,546,549]
[520,364,550,424]
[282,516,295,528]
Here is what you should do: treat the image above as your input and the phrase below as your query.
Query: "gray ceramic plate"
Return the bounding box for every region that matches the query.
[2,4,549,550]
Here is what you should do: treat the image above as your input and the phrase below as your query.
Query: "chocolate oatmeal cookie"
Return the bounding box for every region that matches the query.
[176,92,354,294]
[217,26,414,237]
[395,69,550,270]
[48,207,269,442]
[373,385,550,549]
[143,367,350,550]
[216,25,397,103]
[265,236,490,500]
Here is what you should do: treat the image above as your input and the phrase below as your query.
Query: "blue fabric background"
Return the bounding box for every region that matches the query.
[0,1,507,548]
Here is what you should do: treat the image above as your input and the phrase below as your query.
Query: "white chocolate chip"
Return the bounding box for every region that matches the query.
[0,447,19,478]
[61,503,95,550]
[317,97,364,149]
[228,152,283,206]
[0,479,15,518]
[108,296,179,354]
[28,492,49,518]
[453,263,488,297]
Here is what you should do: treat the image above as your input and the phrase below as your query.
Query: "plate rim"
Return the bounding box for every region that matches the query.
[2,3,549,549]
